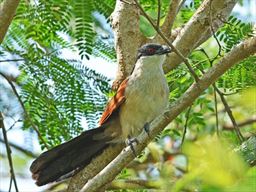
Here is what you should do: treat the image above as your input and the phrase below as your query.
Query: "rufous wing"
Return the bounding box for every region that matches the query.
[99,79,129,125]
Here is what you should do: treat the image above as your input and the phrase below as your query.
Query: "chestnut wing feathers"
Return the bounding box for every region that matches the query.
[99,79,128,125]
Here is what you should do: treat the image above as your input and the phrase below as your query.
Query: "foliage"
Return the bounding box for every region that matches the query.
[1,0,117,148]
[0,0,255,191]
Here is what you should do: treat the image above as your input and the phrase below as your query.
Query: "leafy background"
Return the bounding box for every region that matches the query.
[0,0,255,191]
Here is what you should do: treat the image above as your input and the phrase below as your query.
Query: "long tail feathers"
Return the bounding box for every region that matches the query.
[30,126,110,186]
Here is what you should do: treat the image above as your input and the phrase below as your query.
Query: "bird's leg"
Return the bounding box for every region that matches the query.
[126,135,139,156]
[143,122,150,136]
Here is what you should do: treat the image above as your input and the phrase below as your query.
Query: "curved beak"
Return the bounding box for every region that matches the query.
[157,45,171,55]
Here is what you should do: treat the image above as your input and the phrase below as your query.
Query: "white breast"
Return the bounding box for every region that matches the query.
[119,55,169,140]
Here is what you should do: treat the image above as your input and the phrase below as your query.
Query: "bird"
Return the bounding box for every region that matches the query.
[30,43,171,186]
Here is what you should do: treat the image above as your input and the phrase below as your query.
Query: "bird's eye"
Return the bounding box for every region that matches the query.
[147,48,155,54]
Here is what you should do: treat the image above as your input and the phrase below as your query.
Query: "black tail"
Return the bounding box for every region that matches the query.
[30,126,111,186]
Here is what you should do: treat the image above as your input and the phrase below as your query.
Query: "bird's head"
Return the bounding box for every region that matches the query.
[137,43,171,59]
[136,44,171,68]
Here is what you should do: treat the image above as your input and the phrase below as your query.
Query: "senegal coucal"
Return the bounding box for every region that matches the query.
[30,43,171,186]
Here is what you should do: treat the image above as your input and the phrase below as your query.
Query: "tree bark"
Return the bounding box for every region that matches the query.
[80,36,256,192]
[67,0,240,190]
[0,0,20,43]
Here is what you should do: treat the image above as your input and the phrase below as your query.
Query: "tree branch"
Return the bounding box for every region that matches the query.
[80,36,256,192]
[213,85,244,142]
[0,72,49,149]
[161,0,180,35]
[0,112,19,192]
[110,0,143,90]
[109,179,161,190]
[0,0,20,43]
[67,144,124,191]
[163,0,237,72]
[0,138,37,158]
[134,0,200,83]
[223,117,256,131]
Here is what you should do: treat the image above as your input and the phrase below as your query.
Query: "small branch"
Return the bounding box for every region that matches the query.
[181,106,192,145]
[109,179,161,190]
[0,0,20,43]
[214,86,244,142]
[0,72,49,149]
[133,0,200,83]
[223,117,256,130]
[177,0,186,12]
[157,0,161,30]
[0,138,37,158]
[163,0,237,73]
[213,84,219,136]
[195,49,244,142]
[161,0,180,35]
[0,59,25,62]
[0,112,19,192]
[209,0,222,57]
[80,35,256,192]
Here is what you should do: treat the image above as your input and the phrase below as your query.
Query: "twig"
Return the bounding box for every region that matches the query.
[120,0,135,5]
[133,0,200,83]
[0,112,19,192]
[196,49,244,142]
[0,72,49,149]
[213,84,219,136]
[214,87,244,142]
[0,59,25,63]
[177,0,186,12]
[181,106,192,145]
[209,0,222,57]
[79,36,256,192]
[223,116,256,130]
[7,118,22,131]
[109,179,161,190]
[0,138,37,158]
[157,0,161,30]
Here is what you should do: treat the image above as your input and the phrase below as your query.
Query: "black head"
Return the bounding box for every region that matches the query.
[137,43,171,59]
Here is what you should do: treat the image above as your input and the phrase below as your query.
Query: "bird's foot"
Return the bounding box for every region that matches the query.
[144,122,150,136]
[126,135,139,157]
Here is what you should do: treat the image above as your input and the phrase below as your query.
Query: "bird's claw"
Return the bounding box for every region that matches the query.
[144,122,150,136]
[126,135,139,157]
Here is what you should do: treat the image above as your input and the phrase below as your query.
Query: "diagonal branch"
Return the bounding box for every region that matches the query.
[0,0,20,43]
[214,86,245,142]
[80,36,256,192]
[0,138,37,158]
[0,112,19,192]
[161,0,180,35]
[0,72,49,149]
[163,0,237,72]
[134,0,200,83]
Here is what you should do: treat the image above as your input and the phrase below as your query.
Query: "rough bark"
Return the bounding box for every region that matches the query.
[110,0,143,90]
[0,0,20,43]
[81,36,256,192]
[163,0,236,72]
[67,0,239,190]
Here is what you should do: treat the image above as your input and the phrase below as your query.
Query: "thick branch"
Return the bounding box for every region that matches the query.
[161,0,180,35]
[67,144,123,191]
[0,0,20,43]
[163,0,236,72]
[80,37,256,192]
[110,0,143,90]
